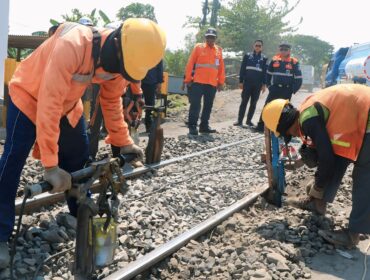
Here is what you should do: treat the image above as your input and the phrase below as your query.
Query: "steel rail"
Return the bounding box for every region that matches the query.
[103,184,269,280]
[15,135,263,214]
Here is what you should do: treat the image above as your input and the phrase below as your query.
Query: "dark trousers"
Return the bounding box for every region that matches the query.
[320,133,370,233]
[188,83,217,128]
[142,83,156,129]
[258,85,293,126]
[88,85,104,160]
[238,83,262,123]
[0,99,88,241]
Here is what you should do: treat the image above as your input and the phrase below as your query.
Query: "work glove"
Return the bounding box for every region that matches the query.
[120,144,144,162]
[299,144,318,168]
[44,167,72,194]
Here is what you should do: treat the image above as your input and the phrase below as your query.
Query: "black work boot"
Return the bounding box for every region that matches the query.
[199,126,217,133]
[233,121,242,126]
[246,120,255,127]
[189,126,199,136]
[253,122,264,133]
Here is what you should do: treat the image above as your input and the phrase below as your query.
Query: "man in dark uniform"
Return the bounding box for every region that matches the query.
[255,43,302,132]
[142,60,164,132]
[234,39,268,127]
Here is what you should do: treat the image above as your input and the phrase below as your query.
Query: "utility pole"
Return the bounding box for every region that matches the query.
[0,0,10,99]
[210,0,221,27]
[201,0,209,27]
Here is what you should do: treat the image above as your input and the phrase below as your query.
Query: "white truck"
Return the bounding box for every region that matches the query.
[300,64,315,92]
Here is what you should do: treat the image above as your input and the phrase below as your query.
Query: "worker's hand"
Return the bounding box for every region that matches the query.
[120,144,144,162]
[261,85,266,94]
[239,83,243,90]
[217,84,224,92]
[156,83,162,94]
[44,167,72,194]
[299,144,318,168]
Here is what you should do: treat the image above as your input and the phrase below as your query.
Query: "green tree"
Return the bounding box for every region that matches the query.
[283,34,334,78]
[164,34,196,76]
[117,3,157,22]
[164,50,189,76]
[218,0,301,56]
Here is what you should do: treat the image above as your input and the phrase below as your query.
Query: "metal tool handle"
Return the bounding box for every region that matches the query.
[25,153,137,199]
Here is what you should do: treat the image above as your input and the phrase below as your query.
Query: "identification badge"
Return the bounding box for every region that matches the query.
[256,63,260,69]
[215,58,220,66]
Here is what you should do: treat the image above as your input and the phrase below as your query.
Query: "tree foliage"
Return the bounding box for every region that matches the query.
[283,34,334,77]
[50,8,111,26]
[116,3,157,22]
[218,0,301,56]
[164,34,196,76]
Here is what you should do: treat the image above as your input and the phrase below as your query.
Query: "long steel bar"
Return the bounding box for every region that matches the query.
[16,136,263,214]
[104,184,269,280]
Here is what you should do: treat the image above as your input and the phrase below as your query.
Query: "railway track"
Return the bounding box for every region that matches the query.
[8,130,273,280]
[15,135,264,214]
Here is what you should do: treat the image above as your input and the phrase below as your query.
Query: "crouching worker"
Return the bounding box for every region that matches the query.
[262,84,370,248]
[0,18,166,268]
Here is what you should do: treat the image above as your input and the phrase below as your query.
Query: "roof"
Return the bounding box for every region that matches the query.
[8,35,48,49]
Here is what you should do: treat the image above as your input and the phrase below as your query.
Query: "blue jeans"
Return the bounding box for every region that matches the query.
[188,83,216,128]
[0,99,89,241]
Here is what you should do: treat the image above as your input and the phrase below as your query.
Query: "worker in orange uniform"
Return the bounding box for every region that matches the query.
[262,84,370,248]
[184,27,225,135]
[0,19,166,269]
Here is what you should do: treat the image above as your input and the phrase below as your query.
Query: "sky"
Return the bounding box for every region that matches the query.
[8,0,370,51]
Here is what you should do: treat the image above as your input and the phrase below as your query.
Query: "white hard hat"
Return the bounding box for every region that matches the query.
[78,17,93,26]
[104,21,122,30]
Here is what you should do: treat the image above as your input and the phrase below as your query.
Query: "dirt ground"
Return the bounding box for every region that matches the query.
[160,88,370,280]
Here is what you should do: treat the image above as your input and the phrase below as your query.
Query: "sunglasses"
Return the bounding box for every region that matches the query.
[255,45,262,47]
[280,48,290,51]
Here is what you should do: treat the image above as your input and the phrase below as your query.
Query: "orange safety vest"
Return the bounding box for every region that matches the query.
[184,43,225,87]
[9,22,135,167]
[298,84,370,161]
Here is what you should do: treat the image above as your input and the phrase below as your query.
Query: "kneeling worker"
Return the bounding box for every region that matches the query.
[262,84,370,248]
[0,19,166,268]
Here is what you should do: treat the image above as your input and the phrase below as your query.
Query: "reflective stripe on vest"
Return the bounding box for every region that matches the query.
[299,105,329,126]
[331,139,350,148]
[267,71,293,77]
[59,22,79,37]
[195,63,219,69]
[246,66,262,72]
[96,73,115,80]
[72,73,93,83]
[299,104,351,148]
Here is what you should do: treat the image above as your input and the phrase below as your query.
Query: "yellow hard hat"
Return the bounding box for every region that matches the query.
[121,18,166,81]
[262,99,289,136]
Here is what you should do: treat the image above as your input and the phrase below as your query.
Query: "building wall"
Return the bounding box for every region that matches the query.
[0,0,10,99]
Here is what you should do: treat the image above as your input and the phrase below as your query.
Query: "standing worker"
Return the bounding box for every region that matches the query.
[0,19,166,269]
[142,60,164,132]
[255,43,302,132]
[184,27,225,135]
[234,39,268,127]
[262,84,370,248]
